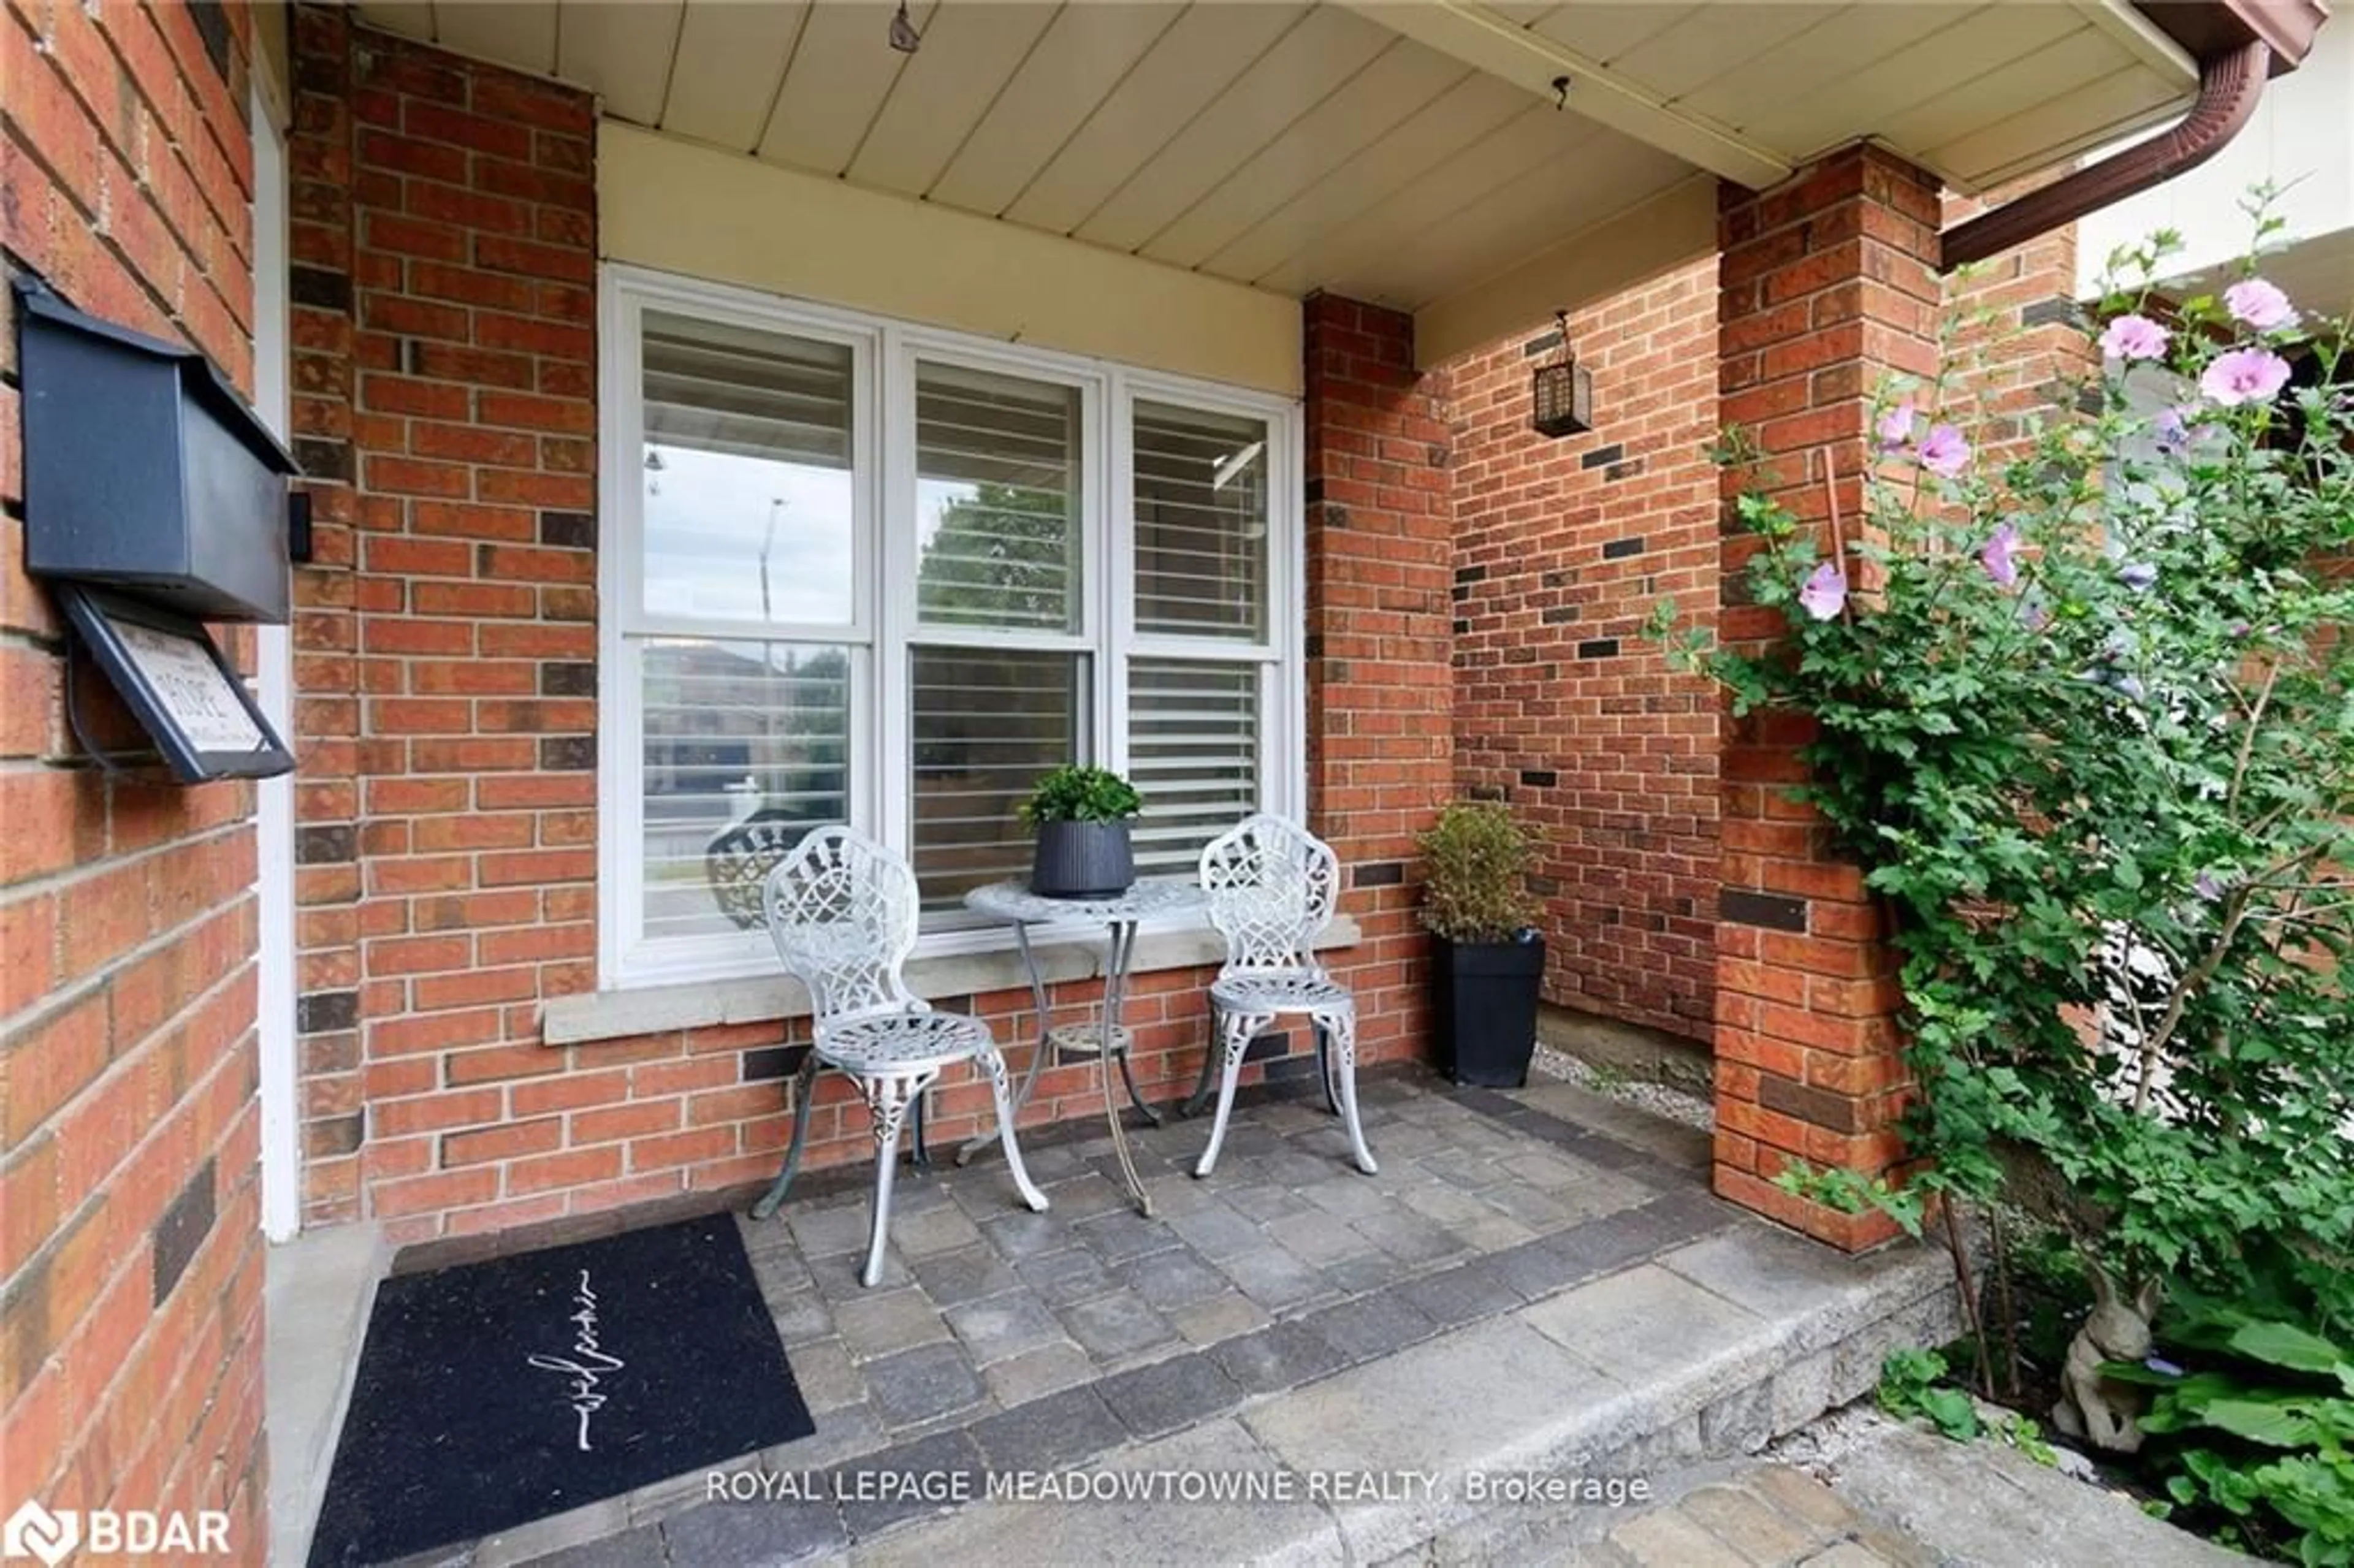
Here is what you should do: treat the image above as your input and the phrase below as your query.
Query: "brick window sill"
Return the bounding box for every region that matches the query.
[541,916,1364,1046]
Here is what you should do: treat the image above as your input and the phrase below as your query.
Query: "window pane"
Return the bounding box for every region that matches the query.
[911,647,1090,911]
[916,362,1081,633]
[1134,401,1268,641]
[640,638,850,941]
[1129,658,1260,876]
[641,311,855,625]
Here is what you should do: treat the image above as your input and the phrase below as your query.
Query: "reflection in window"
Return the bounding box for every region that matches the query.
[915,363,1081,633]
[639,639,849,940]
[1135,401,1267,641]
[909,647,1089,912]
[641,312,856,625]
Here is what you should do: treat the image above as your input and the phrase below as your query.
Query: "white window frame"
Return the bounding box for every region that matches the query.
[597,264,1305,990]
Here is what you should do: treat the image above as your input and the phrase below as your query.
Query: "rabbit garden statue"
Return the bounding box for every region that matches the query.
[2051,1266,2163,1453]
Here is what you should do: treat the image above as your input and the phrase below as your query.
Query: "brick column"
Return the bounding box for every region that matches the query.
[1301,294,1455,1062]
[1712,145,1941,1250]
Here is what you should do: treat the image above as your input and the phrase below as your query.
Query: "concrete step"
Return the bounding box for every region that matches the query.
[861,1219,1958,1565]
[267,1221,390,1568]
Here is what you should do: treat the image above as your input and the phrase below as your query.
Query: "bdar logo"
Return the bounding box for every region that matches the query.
[2,1501,77,1567]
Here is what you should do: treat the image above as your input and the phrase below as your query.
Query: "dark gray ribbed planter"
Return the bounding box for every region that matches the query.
[1030,821,1135,899]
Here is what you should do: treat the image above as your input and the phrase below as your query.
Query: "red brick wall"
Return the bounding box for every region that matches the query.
[1446,261,1721,1043]
[1710,145,1946,1250]
[1297,293,1458,1057]
[2,0,267,1548]
[287,9,603,1233]
[282,16,1444,1243]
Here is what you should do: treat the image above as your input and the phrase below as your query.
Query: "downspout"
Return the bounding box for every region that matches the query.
[1939,39,2271,272]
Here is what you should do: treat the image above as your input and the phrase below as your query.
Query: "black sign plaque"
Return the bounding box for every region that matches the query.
[58,585,294,782]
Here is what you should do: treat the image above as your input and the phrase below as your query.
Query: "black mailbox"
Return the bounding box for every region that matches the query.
[18,284,301,623]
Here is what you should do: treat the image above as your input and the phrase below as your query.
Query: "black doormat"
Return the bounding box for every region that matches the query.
[308,1213,815,1566]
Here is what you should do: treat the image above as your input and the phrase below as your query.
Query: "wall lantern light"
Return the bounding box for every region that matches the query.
[1531,310,1593,439]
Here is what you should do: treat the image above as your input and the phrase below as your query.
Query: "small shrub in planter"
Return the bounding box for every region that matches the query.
[1019,765,1143,898]
[1418,801,1545,1087]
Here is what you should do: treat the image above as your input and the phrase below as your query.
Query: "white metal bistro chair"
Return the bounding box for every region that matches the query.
[750,825,1047,1286]
[1188,813,1377,1179]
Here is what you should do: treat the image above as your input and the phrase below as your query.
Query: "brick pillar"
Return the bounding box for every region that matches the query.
[1712,145,1941,1250]
[288,12,601,1239]
[1301,294,1455,1062]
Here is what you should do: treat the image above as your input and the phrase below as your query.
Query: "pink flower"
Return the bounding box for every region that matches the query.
[2099,314,2169,361]
[1980,522,2021,589]
[2223,278,2295,331]
[1797,562,1847,622]
[1918,423,1970,478]
[2200,347,2292,408]
[1875,401,1918,449]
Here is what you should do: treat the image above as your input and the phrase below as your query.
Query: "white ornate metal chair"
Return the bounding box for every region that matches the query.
[750,825,1046,1285]
[1188,813,1377,1179]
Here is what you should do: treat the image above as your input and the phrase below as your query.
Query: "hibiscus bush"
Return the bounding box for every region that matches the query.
[1662,220,2353,1325]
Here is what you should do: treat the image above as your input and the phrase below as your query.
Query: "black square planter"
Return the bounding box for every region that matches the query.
[1431,933,1546,1088]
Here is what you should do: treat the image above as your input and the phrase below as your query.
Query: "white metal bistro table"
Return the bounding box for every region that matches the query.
[957,877,1207,1217]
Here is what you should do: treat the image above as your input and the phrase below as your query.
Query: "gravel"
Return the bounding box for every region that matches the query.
[1530,1044,1716,1131]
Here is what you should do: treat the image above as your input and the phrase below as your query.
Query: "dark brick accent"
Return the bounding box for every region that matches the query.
[1602,536,1644,560]
[742,1045,812,1083]
[1453,564,1487,585]
[2020,296,2078,329]
[1540,606,1579,625]
[1759,1075,1864,1133]
[297,989,360,1033]
[1575,638,1619,659]
[1522,328,1564,357]
[188,1,232,79]
[293,437,354,484]
[1719,888,1808,932]
[289,265,352,313]
[1303,478,1323,507]
[1520,769,1558,788]
[1579,443,1625,470]
[152,1159,217,1306]
[540,662,596,697]
[539,510,595,549]
[1353,860,1404,888]
[539,735,595,771]
[295,824,357,864]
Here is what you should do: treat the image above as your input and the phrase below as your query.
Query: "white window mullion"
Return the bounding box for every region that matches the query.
[1100,368,1130,781]
[878,323,915,860]
[596,285,646,988]
[1277,403,1307,824]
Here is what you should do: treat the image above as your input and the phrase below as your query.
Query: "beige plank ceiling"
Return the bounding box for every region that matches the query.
[356,0,2201,352]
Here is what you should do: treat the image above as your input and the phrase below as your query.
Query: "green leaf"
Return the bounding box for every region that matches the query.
[2230,1321,2352,1377]
[1919,1386,1983,1441]
[2203,1398,2325,1448]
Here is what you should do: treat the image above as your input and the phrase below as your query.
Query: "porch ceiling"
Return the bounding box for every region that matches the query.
[354,1,2198,359]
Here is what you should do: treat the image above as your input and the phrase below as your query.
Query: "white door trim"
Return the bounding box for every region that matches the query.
[252,72,301,1244]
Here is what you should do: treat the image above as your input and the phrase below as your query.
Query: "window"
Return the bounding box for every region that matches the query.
[600,269,1302,985]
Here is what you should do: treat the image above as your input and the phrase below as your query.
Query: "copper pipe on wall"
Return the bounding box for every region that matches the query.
[1939,39,2273,272]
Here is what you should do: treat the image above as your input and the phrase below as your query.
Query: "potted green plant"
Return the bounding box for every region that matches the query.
[1418,801,1545,1087]
[1019,765,1143,898]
